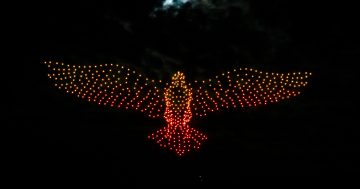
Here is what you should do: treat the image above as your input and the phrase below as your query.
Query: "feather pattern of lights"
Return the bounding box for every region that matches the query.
[44,61,312,156]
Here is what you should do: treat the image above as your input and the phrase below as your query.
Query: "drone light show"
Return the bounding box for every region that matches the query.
[44,61,311,156]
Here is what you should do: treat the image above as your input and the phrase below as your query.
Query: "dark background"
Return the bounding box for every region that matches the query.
[6,0,359,183]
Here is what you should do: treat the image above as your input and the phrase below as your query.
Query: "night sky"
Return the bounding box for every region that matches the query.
[6,0,359,183]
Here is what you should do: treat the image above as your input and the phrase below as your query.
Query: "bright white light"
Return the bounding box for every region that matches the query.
[163,0,172,6]
[163,0,175,6]
[162,0,191,9]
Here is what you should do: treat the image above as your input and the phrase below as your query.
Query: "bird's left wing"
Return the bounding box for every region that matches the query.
[190,67,312,117]
[44,61,165,118]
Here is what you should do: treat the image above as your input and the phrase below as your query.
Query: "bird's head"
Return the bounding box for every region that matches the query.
[166,71,192,112]
[171,71,186,86]
[167,71,190,100]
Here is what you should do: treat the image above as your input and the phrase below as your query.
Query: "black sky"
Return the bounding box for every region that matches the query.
[6,0,360,183]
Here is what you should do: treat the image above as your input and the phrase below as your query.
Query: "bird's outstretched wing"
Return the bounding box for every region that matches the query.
[44,61,165,118]
[191,67,312,117]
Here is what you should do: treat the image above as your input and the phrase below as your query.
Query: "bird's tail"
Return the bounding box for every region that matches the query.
[148,125,207,156]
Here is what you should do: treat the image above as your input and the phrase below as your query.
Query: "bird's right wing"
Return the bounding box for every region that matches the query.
[44,61,165,118]
[190,68,312,117]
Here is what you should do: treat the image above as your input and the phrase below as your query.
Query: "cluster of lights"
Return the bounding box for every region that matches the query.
[45,61,311,156]
[44,61,164,118]
[149,72,207,156]
[191,67,312,117]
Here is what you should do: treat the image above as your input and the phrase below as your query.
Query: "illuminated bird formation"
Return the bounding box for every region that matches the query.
[44,61,311,156]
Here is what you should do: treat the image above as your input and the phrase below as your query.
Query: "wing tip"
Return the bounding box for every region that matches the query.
[43,60,65,66]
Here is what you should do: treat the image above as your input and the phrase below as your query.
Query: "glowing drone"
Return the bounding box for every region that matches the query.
[44,61,311,156]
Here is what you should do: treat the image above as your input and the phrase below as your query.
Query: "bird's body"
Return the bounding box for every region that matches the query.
[149,71,207,155]
[44,61,311,156]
